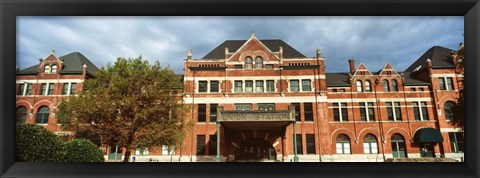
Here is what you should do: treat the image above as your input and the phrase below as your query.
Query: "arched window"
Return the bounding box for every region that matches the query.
[356,80,363,92]
[383,80,390,92]
[255,57,263,69]
[365,80,371,92]
[444,101,456,121]
[391,133,407,158]
[44,65,50,73]
[16,106,27,125]
[392,80,398,92]
[363,134,378,154]
[36,106,49,124]
[51,65,57,73]
[245,57,253,69]
[336,134,351,154]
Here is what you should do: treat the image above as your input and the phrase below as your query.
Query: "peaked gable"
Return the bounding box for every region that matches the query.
[353,63,373,76]
[378,63,399,75]
[227,34,280,62]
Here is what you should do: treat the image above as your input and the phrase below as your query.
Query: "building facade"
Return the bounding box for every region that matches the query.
[16,34,464,162]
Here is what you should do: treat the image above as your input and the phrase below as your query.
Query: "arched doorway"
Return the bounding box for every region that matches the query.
[235,138,276,161]
[391,133,407,158]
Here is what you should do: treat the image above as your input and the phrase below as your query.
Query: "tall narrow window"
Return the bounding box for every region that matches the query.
[295,134,303,155]
[245,57,253,69]
[413,102,421,121]
[255,80,264,92]
[290,80,299,92]
[360,102,375,121]
[301,79,311,91]
[234,81,243,93]
[245,80,253,92]
[196,135,205,155]
[386,102,402,121]
[336,134,351,154]
[62,83,69,95]
[446,77,454,90]
[208,135,217,155]
[333,103,348,122]
[356,80,363,92]
[210,81,219,93]
[421,102,429,121]
[266,80,275,92]
[70,83,77,95]
[41,83,47,95]
[306,134,315,154]
[17,83,25,95]
[197,104,206,122]
[292,103,301,121]
[16,106,27,125]
[383,80,390,92]
[210,104,218,122]
[365,80,371,92]
[36,106,49,124]
[449,132,464,153]
[444,101,455,121]
[394,102,402,121]
[198,81,208,92]
[44,65,50,73]
[304,103,313,121]
[255,57,263,69]
[48,83,54,95]
[413,102,428,121]
[439,78,446,90]
[392,80,398,92]
[25,83,32,95]
[363,134,378,154]
[51,65,57,73]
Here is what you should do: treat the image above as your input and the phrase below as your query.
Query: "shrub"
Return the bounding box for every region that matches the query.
[74,130,102,147]
[16,124,65,162]
[64,138,105,162]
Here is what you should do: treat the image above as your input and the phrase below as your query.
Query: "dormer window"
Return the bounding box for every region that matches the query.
[44,65,50,73]
[51,65,57,73]
[245,57,253,69]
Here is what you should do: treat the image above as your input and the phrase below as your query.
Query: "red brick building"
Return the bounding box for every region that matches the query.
[16,34,464,162]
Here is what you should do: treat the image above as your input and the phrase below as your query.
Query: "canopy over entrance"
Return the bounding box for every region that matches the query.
[414,128,444,143]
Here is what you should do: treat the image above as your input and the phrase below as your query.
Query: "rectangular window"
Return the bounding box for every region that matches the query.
[210,81,219,93]
[198,81,208,92]
[161,145,172,155]
[197,104,206,122]
[439,78,446,90]
[332,89,337,93]
[386,102,394,121]
[210,104,218,123]
[255,80,264,92]
[413,102,421,121]
[306,134,315,154]
[394,102,402,121]
[258,103,275,111]
[48,83,54,95]
[234,81,243,93]
[234,65,242,69]
[419,88,424,91]
[25,83,32,95]
[41,83,47,95]
[235,104,252,111]
[411,88,416,91]
[17,83,25,95]
[70,83,77,95]
[295,134,303,155]
[301,79,311,91]
[265,64,274,69]
[62,83,69,95]
[367,102,375,121]
[266,80,275,92]
[208,135,217,155]
[360,102,375,121]
[292,103,301,121]
[449,132,464,153]
[304,103,313,122]
[245,80,253,93]
[421,102,429,120]
[333,103,340,121]
[290,80,299,92]
[447,77,454,90]
[135,147,150,156]
[339,88,346,93]
[196,135,205,155]
[333,103,348,122]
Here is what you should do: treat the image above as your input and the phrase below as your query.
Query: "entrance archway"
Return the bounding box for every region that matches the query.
[235,138,276,161]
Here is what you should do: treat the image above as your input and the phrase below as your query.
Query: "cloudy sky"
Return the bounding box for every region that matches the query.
[17,16,464,73]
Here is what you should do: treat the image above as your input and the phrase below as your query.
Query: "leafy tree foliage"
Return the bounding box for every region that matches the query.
[452,45,464,130]
[16,124,65,162]
[64,138,105,162]
[75,129,102,147]
[58,57,190,162]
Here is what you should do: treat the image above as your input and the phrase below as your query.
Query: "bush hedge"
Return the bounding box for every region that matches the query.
[64,138,105,162]
[16,124,65,162]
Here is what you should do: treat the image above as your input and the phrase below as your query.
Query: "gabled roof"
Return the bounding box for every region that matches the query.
[377,63,399,75]
[405,46,456,74]
[326,73,351,87]
[17,52,99,75]
[352,63,373,76]
[401,72,430,86]
[201,39,306,59]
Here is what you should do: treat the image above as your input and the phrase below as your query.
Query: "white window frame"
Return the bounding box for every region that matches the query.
[161,145,174,155]
[386,102,402,121]
[359,102,375,122]
[413,101,429,121]
[356,80,363,92]
[332,102,348,122]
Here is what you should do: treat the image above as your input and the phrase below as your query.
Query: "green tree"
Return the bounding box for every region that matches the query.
[452,43,464,130]
[64,138,105,162]
[58,57,190,162]
[16,124,65,162]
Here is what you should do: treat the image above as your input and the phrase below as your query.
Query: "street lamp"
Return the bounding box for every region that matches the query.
[374,79,386,161]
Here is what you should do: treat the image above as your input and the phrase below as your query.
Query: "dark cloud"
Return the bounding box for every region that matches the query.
[17,16,464,74]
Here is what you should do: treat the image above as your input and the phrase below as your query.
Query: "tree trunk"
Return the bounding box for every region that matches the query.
[123,150,131,162]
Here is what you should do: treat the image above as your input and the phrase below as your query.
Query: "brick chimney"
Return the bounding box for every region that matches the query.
[348,58,355,74]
